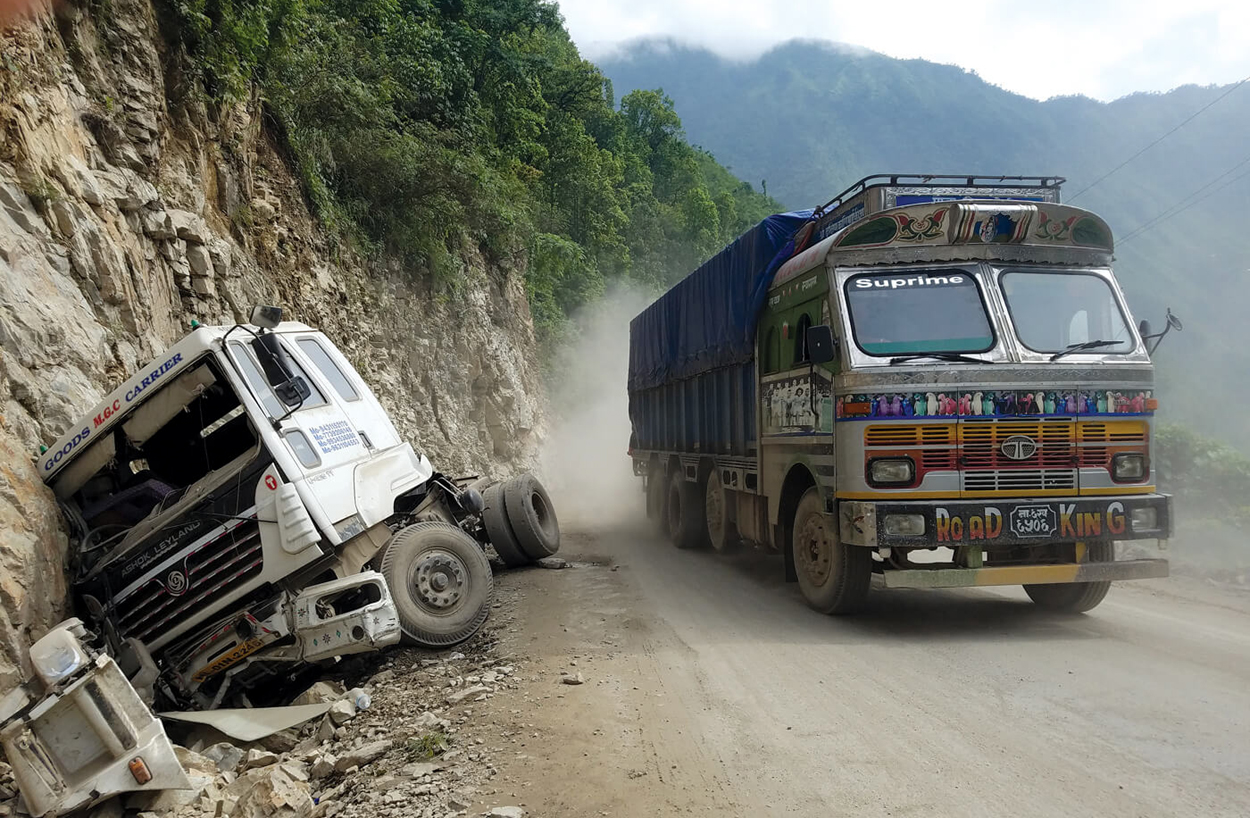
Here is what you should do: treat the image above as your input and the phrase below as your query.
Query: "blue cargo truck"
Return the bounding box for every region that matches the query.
[628,174,1177,614]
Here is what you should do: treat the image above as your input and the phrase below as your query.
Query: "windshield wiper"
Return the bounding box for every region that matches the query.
[1049,339,1124,362]
[889,353,992,366]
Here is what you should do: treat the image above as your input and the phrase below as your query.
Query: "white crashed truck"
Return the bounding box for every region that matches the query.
[1,306,558,815]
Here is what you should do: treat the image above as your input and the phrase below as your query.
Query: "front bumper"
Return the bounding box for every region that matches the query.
[874,557,1169,589]
[840,493,1173,548]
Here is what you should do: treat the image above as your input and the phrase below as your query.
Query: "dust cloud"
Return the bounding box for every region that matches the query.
[539,287,654,532]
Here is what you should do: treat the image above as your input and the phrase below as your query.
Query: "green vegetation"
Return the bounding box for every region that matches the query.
[162,0,780,343]
[601,40,1250,451]
[1156,424,1250,530]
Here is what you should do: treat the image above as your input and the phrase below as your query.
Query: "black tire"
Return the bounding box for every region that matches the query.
[482,482,530,568]
[1024,541,1113,613]
[379,522,493,647]
[647,466,669,535]
[792,488,871,614]
[667,470,709,550]
[503,473,560,560]
[705,470,740,554]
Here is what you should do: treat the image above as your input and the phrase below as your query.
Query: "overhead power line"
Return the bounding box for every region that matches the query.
[1069,75,1250,202]
[1119,159,1250,245]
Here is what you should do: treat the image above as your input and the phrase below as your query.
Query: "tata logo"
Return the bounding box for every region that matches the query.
[1000,435,1038,461]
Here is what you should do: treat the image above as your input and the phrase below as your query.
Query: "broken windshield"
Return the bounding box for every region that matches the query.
[844,270,995,356]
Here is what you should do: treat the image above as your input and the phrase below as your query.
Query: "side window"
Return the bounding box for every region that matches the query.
[297,338,360,402]
[229,342,326,416]
[793,313,813,365]
[763,327,779,374]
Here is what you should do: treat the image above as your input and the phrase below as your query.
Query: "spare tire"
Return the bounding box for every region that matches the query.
[379,522,493,647]
[503,473,560,560]
[481,482,530,568]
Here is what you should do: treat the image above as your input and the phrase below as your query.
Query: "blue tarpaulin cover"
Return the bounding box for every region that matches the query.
[628,211,814,392]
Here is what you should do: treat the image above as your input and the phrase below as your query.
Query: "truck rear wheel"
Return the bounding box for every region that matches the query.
[792,488,870,614]
[1024,541,1113,613]
[667,470,709,549]
[647,467,669,535]
[379,522,493,647]
[482,483,530,568]
[503,473,560,560]
[705,471,740,553]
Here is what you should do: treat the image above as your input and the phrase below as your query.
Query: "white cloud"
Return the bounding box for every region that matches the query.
[555,0,1250,101]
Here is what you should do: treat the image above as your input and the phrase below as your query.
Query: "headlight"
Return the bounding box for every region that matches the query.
[28,628,89,687]
[1112,453,1147,482]
[883,514,926,536]
[868,458,915,486]
[1130,507,1158,532]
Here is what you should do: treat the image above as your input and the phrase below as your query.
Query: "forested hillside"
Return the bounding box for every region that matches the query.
[601,38,1250,450]
[164,0,778,346]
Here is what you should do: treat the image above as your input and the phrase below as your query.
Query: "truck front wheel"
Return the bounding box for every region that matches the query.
[792,488,871,614]
[379,522,494,647]
[1023,541,1113,613]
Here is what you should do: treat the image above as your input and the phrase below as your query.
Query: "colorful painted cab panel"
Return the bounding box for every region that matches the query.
[835,389,1153,419]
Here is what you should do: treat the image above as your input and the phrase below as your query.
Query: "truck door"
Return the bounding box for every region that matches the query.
[227,340,368,530]
[287,333,402,454]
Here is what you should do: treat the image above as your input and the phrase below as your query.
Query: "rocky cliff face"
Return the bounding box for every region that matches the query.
[0,0,544,687]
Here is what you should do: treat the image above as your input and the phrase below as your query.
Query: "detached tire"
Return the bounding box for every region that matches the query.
[482,483,529,568]
[705,470,740,554]
[1024,541,1113,613]
[667,470,709,550]
[792,488,871,614]
[503,473,560,560]
[379,522,493,647]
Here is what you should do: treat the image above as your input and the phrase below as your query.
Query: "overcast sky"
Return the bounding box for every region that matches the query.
[556,0,1250,101]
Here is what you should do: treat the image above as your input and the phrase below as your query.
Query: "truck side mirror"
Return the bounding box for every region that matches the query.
[1138,319,1152,338]
[251,333,310,407]
[806,325,837,365]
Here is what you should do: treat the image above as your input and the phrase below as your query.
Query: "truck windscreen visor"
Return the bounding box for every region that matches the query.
[844,270,994,356]
[999,270,1132,354]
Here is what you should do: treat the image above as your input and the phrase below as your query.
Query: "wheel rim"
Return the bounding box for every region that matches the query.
[410,548,469,614]
[795,513,833,586]
[530,491,555,537]
[705,478,723,545]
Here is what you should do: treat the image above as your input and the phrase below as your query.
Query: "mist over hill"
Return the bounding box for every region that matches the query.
[600,38,1250,450]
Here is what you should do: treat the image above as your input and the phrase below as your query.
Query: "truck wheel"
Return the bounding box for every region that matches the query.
[1024,541,1113,613]
[705,470,740,553]
[647,467,669,535]
[792,487,870,614]
[503,473,560,560]
[667,470,709,549]
[379,522,493,647]
[482,482,530,568]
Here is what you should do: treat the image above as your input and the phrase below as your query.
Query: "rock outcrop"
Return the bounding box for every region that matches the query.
[0,0,544,685]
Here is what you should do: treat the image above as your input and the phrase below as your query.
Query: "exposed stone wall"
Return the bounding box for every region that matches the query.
[0,1,544,686]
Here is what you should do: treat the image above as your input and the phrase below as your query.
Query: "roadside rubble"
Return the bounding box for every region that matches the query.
[0,607,538,818]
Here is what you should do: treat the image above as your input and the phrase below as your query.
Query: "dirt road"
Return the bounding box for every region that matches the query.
[475,519,1250,818]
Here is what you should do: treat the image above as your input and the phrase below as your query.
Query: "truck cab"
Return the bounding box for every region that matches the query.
[631,176,1174,615]
[5,306,560,815]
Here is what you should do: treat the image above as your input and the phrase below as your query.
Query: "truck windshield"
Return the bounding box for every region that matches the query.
[844,270,994,356]
[1000,270,1132,355]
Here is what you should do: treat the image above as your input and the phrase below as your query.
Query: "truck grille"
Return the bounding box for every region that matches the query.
[113,521,264,644]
